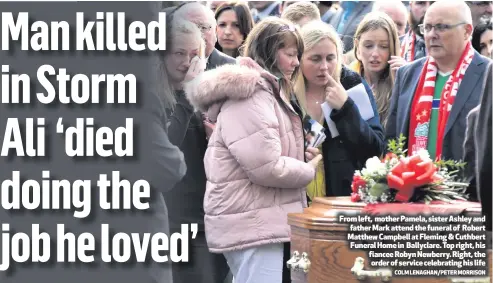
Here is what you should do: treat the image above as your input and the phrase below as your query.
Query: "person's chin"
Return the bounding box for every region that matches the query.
[219,42,237,50]
[310,77,328,87]
[173,73,186,84]
[428,49,444,58]
[368,65,385,74]
[283,72,294,79]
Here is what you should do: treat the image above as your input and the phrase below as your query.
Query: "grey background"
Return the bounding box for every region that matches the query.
[0,2,175,282]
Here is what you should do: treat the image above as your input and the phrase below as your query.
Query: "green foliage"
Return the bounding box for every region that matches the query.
[387,134,407,157]
[434,159,467,171]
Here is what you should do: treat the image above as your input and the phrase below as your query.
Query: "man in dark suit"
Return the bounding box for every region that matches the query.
[159,2,234,283]
[463,62,492,236]
[386,0,491,201]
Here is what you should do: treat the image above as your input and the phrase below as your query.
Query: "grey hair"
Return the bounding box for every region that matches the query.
[173,2,217,28]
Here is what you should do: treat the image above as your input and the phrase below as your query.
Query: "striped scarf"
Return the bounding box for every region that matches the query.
[400,30,416,62]
[408,42,474,160]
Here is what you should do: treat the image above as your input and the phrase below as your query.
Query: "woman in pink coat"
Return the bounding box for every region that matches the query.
[185,17,321,283]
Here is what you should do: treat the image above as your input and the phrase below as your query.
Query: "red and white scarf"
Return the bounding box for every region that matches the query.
[400,30,416,62]
[408,42,474,160]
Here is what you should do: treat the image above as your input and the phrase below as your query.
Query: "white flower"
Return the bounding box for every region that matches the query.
[416,149,431,161]
[364,156,386,175]
[377,166,388,176]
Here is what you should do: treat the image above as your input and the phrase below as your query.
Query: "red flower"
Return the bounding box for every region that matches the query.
[351,192,361,202]
[386,155,438,202]
[383,152,398,162]
[351,175,367,193]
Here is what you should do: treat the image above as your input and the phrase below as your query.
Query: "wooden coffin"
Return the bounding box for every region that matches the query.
[287,197,492,283]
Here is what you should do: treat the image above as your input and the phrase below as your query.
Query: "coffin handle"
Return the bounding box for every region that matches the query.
[297,252,311,273]
[286,251,300,269]
[351,257,392,282]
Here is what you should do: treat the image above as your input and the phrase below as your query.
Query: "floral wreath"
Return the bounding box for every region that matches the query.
[351,135,469,204]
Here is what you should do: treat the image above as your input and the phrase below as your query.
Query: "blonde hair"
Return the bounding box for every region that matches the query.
[242,17,304,96]
[169,19,206,58]
[353,12,400,128]
[294,21,344,114]
[281,1,321,26]
[161,19,205,111]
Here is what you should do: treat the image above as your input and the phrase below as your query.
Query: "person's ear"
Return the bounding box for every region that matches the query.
[465,23,474,40]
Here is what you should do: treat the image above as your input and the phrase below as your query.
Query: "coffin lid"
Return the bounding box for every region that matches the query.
[287,196,483,231]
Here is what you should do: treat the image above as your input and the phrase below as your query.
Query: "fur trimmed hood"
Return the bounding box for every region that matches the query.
[184,57,280,121]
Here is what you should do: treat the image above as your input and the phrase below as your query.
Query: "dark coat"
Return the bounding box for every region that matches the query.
[321,66,386,197]
[463,62,492,232]
[164,49,234,232]
[142,91,188,283]
[163,50,234,283]
[164,90,208,231]
[207,48,236,71]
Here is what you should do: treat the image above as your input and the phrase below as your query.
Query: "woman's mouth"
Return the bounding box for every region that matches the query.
[221,38,235,44]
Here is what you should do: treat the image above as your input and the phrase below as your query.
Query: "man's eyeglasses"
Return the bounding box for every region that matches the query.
[419,22,467,34]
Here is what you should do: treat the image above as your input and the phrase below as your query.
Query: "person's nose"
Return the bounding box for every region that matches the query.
[320,60,329,71]
[183,56,192,68]
[292,56,299,67]
[224,25,232,35]
[370,48,380,59]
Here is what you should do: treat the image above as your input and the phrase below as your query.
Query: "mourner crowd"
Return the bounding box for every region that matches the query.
[153,1,493,283]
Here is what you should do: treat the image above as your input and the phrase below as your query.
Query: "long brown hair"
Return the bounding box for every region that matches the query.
[214,1,254,58]
[353,12,400,128]
[242,17,304,96]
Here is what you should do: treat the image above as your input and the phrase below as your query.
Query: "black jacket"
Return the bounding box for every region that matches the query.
[164,50,234,232]
[207,48,235,70]
[321,67,386,197]
[164,90,208,231]
[464,62,492,231]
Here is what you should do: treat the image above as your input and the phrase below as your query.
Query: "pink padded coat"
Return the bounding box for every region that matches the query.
[184,57,315,253]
